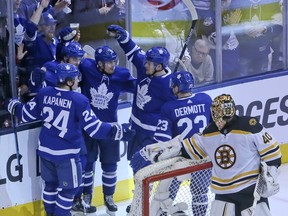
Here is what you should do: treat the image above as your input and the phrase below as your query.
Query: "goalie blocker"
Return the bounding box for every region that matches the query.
[130,94,282,216]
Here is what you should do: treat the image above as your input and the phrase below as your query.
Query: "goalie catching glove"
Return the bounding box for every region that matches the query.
[258,161,280,198]
[130,135,182,174]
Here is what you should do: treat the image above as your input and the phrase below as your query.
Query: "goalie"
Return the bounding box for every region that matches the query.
[131,94,282,216]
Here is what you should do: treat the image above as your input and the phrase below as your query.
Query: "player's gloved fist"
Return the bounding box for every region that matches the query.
[121,123,135,141]
[5,98,21,115]
[112,123,135,141]
[130,147,152,174]
[107,25,129,43]
[58,27,77,43]
[30,67,46,87]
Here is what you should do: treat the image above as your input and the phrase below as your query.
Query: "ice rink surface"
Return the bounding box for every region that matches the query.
[76,163,288,216]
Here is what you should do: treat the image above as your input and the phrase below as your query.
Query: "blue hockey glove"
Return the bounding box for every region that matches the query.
[107,25,129,43]
[121,123,135,141]
[30,67,46,87]
[112,123,135,141]
[130,148,152,175]
[58,26,77,43]
[5,98,21,115]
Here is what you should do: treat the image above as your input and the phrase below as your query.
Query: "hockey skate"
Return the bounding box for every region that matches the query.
[126,204,131,213]
[71,196,96,215]
[104,195,118,215]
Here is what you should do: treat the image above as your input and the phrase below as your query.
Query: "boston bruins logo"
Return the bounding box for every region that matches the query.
[214,145,236,169]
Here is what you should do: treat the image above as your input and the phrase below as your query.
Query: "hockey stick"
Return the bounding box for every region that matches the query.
[12,115,22,182]
[173,0,198,72]
[251,163,266,216]
[83,45,95,59]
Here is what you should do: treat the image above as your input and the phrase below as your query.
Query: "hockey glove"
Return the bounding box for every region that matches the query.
[112,123,135,141]
[30,67,46,87]
[107,25,129,43]
[5,98,21,115]
[121,123,135,141]
[58,26,77,43]
[130,147,152,174]
[258,161,280,198]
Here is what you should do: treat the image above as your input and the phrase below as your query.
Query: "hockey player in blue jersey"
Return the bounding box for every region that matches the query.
[70,45,136,214]
[107,24,176,161]
[28,40,84,94]
[155,71,212,215]
[154,71,212,142]
[130,71,212,215]
[6,63,134,216]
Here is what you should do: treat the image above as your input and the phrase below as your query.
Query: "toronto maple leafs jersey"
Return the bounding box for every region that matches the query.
[14,86,117,161]
[154,93,212,142]
[22,33,58,77]
[14,13,37,45]
[79,58,136,122]
[118,38,176,136]
[181,115,282,194]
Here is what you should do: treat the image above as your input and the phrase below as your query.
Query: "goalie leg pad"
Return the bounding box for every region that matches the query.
[192,194,209,215]
[210,200,235,216]
[241,202,272,216]
[167,202,188,215]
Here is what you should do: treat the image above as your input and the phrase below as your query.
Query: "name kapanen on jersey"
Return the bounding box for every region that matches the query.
[43,96,72,109]
[175,104,207,117]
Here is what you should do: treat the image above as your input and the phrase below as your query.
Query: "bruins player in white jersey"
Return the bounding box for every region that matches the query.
[131,94,281,216]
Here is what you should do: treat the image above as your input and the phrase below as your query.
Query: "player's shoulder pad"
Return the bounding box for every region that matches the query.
[194,92,212,101]
[202,121,219,135]
[78,58,96,70]
[235,116,263,134]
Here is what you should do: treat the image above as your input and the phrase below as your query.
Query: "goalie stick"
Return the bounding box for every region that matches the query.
[251,162,266,216]
[173,0,198,72]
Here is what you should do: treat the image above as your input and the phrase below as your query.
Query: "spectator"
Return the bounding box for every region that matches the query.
[183,39,214,85]
[20,12,58,91]
[230,0,283,76]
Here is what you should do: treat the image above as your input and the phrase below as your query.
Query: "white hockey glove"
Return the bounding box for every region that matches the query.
[145,135,182,162]
[258,161,280,198]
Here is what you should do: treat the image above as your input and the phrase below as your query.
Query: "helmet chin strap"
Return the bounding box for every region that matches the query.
[150,64,163,77]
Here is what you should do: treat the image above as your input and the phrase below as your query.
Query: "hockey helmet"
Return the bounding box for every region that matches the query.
[210,94,236,130]
[170,71,194,93]
[94,45,118,63]
[62,41,84,58]
[55,63,81,83]
[145,46,170,68]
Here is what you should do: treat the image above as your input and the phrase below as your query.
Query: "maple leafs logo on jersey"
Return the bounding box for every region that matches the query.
[136,84,151,110]
[15,23,25,45]
[90,83,113,109]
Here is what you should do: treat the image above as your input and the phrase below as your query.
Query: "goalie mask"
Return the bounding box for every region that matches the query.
[211,94,236,130]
